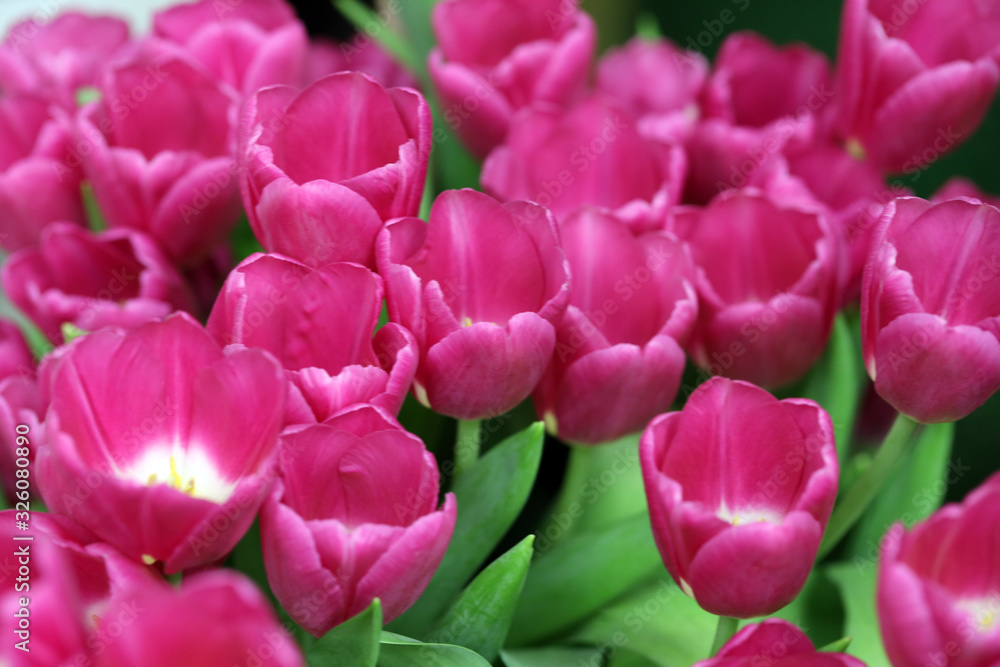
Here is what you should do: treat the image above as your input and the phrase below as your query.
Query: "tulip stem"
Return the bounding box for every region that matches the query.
[818,413,922,559]
[454,420,482,477]
[710,616,739,656]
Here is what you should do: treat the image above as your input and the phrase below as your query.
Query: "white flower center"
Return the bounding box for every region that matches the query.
[124,446,235,504]
[957,595,1000,633]
[717,503,782,526]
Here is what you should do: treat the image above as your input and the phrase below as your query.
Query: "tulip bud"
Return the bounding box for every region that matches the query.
[694,619,864,667]
[640,377,839,618]
[261,406,456,635]
[533,208,697,444]
[377,188,570,419]
[878,474,1000,667]
[862,196,1000,423]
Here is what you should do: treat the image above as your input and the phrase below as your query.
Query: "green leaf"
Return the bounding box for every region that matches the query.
[81,181,107,232]
[820,637,853,653]
[61,323,88,343]
[427,536,534,661]
[845,422,954,559]
[308,600,382,667]
[0,298,52,360]
[378,633,491,667]
[501,647,605,667]
[508,512,663,646]
[333,0,420,74]
[827,563,890,667]
[568,577,716,667]
[389,423,544,638]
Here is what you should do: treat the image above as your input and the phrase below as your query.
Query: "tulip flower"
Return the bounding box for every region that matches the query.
[2,222,195,343]
[0,95,85,252]
[694,619,865,667]
[153,0,309,95]
[862,196,1000,423]
[261,406,456,635]
[835,0,1000,174]
[377,188,570,419]
[482,94,686,232]
[640,377,839,618]
[878,474,1000,667]
[240,72,430,267]
[675,189,840,388]
[97,570,305,666]
[933,177,1000,208]
[0,322,33,381]
[533,208,697,444]
[207,253,417,423]
[76,43,242,266]
[0,325,44,504]
[428,0,595,158]
[0,13,129,106]
[307,38,419,89]
[37,313,286,573]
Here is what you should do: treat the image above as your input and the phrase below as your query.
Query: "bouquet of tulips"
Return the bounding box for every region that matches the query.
[0,0,999,665]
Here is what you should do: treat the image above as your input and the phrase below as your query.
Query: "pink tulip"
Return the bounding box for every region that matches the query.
[933,177,1000,209]
[307,38,419,89]
[2,222,195,343]
[261,406,456,635]
[640,377,839,618]
[0,13,130,106]
[0,326,44,505]
[377,188,570,419]
[75,42,241,266]
[428,0,595,159]
[533,208,697,444]
[878,474,1000,667]
[96,570,304,666]
[675,189,840,388]
[694,619,865,667]
[240,72,430,267]
[482,94,686,232]
[0,95,85,252]
[153,0,309,94]
[207,253,417,423]
[835,0,1000,174]
[37,313,286,573]
[0,322,33,381]
[862,196,1000,423]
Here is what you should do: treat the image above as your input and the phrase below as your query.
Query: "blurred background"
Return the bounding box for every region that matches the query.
[1,0,997,498]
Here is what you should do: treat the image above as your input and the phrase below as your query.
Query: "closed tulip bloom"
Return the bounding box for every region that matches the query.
[96,570,304,667]
[640,377,839,618]
[482,95,686,232]
[153,0,308,94]
[878,474,1000,667]
[76,43,241,266]
[240,72,430,267]
[676,190,840,388]
[0,321,33,381]
[377,189,570,419]
[694,619,865,667]
[2,222,195,343]
[207,253,417,423]
[261,406,456,635]
[862,197,1000,423]
[933,177,1000,209]
[533,208,698,444]
[37,313,286,573]
[836,0,1000,174]
[0,95,85,252]
[306,38,419,89]
[428,0,595,159]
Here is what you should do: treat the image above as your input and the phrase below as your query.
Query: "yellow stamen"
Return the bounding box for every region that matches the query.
[147,473,157,485]
[463,316,473,327]
[167,456,182,490]
[141,554,156,565]
[846,138,866,161]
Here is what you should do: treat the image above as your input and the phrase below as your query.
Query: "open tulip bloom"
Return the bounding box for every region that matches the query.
[6,0,1000,663]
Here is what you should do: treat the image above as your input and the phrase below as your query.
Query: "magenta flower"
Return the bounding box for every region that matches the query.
[694,619,865,667]
[2,222,195,343]
[153,0,308,95]
[0,321,33,381]
[640,377,838,618]
[933,177,1000,208]
[0,324,44,505]
[428,0,595,159]
[482,94,686,232]
[307,38,419,89]
[261,406,456,635]
[37,313,286,573]
[533,208,697,445]
[240,72,430,267]
[0,95,85,252]
[76,43,241,266]
[207,253,417,423]
[0,13,129,106]
[878,474,1000,667]
[97,570,305,666]
[676,189,840,388]
[835,0,1000,174]
[862,196,1000,423]
[377,188,570,419]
